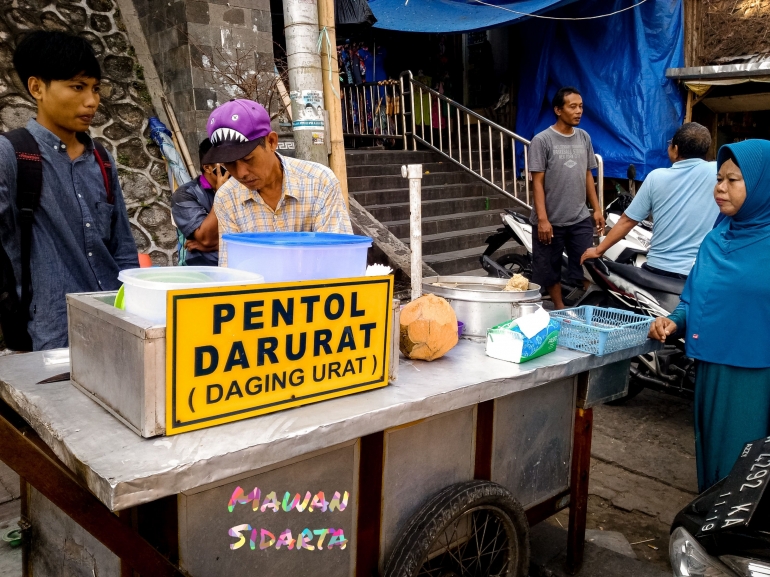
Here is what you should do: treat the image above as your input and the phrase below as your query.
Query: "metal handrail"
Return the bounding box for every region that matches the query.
[341,81,406,146]
[596,153,604,215]
[398,70,604,214]
[400,70,530,210]
[407,76,531,146]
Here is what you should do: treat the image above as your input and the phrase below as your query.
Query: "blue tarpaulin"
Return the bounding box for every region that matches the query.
[369,0,685,179]
[369,0,575,33]
[515,0,685,179]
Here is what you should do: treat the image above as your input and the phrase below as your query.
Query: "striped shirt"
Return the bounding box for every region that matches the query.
[213,153,353,265]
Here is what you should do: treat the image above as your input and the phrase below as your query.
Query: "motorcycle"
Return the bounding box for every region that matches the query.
[670,434,770,577]
[480,188,651,291]
[482,209,693,399]
[482,162,650,276]
[481,171,693,398]
[480,209,600,309]
[579,179,695,398]
[602,187,653,267]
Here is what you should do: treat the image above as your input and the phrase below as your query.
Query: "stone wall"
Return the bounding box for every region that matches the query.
[131,0,275,158]
[0,0,177,265]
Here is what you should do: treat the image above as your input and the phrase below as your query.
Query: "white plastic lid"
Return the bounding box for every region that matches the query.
[222,232,373,247]
[118,266,264,290]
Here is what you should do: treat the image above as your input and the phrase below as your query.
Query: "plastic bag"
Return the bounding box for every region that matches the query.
[336,0,376,28]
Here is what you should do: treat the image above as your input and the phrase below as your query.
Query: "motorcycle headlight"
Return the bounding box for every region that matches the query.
[669,526,737,577]
[721,556,770,577]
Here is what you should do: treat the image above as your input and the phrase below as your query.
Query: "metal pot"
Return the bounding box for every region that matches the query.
[422,276,542,337]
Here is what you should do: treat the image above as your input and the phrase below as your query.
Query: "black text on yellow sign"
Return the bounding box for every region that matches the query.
[165,277,393,434]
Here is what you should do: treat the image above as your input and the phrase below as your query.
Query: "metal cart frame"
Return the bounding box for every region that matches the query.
[0,340,655,577]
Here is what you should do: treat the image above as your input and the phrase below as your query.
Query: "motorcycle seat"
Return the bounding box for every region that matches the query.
[603,259,686,295]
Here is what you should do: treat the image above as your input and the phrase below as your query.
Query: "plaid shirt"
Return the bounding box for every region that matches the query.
[213,153,353,265]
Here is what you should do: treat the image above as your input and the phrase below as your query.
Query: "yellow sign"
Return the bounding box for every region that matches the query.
[165,277,393,435]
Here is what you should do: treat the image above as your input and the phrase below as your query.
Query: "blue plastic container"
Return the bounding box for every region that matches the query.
[549,306,653,356]
[222,232,373,282]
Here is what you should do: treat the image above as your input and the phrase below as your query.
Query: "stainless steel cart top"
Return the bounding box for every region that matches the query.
[0,340,656,511]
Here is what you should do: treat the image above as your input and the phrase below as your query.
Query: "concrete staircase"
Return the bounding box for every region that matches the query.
[346,149,526,276]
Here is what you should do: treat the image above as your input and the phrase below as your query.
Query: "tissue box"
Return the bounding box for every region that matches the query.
[486,318,560,363]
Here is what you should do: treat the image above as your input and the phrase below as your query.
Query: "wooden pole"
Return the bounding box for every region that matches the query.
[161,96,198,179]
[276,77,293,121]
[693,0,702,67]
[317,0,349,207]
[684,0,693,68]
[684,0,703,68]
[566,403,593,575]
[685,89,694,124]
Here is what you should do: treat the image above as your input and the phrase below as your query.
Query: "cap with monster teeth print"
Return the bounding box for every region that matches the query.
[202,99,272,164]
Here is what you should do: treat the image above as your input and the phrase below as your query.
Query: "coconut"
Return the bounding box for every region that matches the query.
[399,294,458,361]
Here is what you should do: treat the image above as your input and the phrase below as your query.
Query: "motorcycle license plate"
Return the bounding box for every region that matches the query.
[697,436,770,536]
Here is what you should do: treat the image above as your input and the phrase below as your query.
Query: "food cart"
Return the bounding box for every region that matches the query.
[0,276,656,577]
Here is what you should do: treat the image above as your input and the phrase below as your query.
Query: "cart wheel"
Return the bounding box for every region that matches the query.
[495,254,532,280]
[384,481,530,577]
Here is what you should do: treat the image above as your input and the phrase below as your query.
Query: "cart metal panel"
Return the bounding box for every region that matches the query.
[379,408,476,565]
[27,487,121,577]
[178,443,357,577]
[68,292,166,437]
[492,377,576,508]
[579,359,633,408]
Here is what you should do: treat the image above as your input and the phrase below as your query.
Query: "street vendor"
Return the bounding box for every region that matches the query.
[649,139,770,492]
[204,100,353,266]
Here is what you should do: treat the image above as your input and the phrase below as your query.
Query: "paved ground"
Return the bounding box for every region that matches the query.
[530,523,672,577]
[0,388,694,577]
[531,387,697,576]
[0,460,21,576]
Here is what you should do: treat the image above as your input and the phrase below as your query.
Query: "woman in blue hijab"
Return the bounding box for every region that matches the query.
[649,139,770,493]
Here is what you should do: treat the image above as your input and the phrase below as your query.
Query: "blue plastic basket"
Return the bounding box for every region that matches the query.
[549,306,653,356]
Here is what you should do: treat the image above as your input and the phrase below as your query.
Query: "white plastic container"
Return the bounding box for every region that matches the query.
[222,232,373,282]
[118,266,264,325]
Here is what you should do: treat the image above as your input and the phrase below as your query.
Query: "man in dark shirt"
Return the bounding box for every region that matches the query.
[0,31,138,350]
[171,139,229,266]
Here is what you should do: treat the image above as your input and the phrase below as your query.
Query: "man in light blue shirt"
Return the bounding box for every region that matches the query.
[581,123,719,279]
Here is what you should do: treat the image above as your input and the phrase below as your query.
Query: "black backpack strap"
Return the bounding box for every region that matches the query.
[0,128,41,350]
[92,140,114,205]
[5,129,42,323]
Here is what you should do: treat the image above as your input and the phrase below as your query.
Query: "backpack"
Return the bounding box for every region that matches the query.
[0,128,113,351]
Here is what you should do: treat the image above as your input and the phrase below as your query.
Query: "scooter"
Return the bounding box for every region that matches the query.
[602,188,653,267]
[479,209,596,306]
[480,191,651,286]
[483,161,652,274]
[480,209,537,280]
[582,257,694,399]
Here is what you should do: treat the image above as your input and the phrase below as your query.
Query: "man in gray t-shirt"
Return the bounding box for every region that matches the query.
[529,87,604,309]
